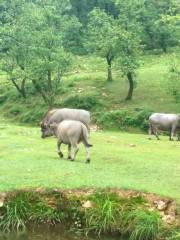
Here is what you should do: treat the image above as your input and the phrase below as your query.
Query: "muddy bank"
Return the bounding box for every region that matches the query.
[0,189,179,240]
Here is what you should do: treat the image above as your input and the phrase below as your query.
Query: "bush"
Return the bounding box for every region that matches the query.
[63,95,100,111]
[95,108,153,131]
[9,105,24,115]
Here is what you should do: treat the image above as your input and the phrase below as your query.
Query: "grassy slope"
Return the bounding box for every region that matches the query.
[0,123,180,202]
[65,52,180,112]
[0,51,180,125]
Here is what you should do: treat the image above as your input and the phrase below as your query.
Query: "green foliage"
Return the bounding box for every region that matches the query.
[0,192,34,231]
[85,192,121,235]
[167,54,180,102]
[84,191,162,239]
[63,95,100,111]
[0,191,64,231]
[95,108,153,131]
[86,8,119,81]
[122,209,161,240]
[0,0,81,105]
[70,0,119,25]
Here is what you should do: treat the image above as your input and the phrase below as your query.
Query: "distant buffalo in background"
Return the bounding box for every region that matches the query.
[149,113,180,140]
[41,108,91,138]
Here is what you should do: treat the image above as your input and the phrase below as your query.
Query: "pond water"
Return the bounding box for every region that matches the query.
[0,225,123,240]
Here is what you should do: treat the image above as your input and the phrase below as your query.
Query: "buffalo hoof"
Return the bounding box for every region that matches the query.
[67,156,71,160]
[70,159,74,162]
[86,159,90,164]
[58,152,63,158]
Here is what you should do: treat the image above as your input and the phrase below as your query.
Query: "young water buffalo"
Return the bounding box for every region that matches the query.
[47,120,93,163]
[41,108,90,138]
[149,113,180,140]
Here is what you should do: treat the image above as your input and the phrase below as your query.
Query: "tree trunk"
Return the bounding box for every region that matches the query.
[125,72,134,101]
[47,70,52,91]
[32,79,48,103]
[106,56,113,82]
[162,43,167,53]
[11,78,26,98]
[21,78,26,98]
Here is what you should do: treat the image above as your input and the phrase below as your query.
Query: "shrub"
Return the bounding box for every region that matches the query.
[63,95,100,111]
[0,94,7,104]
[9,105,24,115]
[95,108,153,131]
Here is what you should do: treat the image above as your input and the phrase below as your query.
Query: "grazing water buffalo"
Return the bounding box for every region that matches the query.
[149,113,180,140]
[41,108,91,138]
[48,120,93,163]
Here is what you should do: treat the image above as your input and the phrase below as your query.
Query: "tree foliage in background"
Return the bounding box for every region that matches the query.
[0,0,81,105]
[70,0,119,25]
[0,0,179,104]
[138,0,180,52]
[87,8,119,82]
[87,7,140,99]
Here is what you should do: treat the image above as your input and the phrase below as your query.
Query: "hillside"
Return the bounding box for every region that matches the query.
[0,51,179,127]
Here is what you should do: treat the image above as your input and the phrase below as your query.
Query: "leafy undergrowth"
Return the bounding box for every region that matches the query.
[0,190,179,240]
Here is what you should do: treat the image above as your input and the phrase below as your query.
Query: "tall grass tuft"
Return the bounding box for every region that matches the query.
[85,192,121,235]
[122,209,161,240]
[0,192,32,232]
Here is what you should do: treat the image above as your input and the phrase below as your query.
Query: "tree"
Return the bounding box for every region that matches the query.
[138,0,180,51]
[0,0,29,98]
[115,0,141,100]
[115,30,140,100]
[70,0,118,25]
[0,0,81,105]
[87,8,118,81]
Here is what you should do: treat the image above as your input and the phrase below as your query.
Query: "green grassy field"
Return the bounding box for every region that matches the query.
[0,122,180,202]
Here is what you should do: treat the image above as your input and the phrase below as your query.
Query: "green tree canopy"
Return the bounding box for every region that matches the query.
[0,0,81,105]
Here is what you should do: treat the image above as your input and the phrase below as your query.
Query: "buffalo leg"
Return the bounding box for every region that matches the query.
[170,126,176,141]
[85,146,90,163]
[152,127,160,140]
[70,142,79,161]
[67,144,71,159]
[148,125,152,140]
[57,140,63,158]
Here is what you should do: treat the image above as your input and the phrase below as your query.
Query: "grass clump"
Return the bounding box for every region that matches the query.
[122,210,161,240]
[84,191,162,240]
[84,192,121,235]
[63,95,101,111]
[0,191,64,232]
[0,192,33,231]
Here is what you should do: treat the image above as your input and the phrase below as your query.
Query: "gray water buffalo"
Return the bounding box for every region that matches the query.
[149,113,180,140]
[48,120,93,163]
[41,108,91,138]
